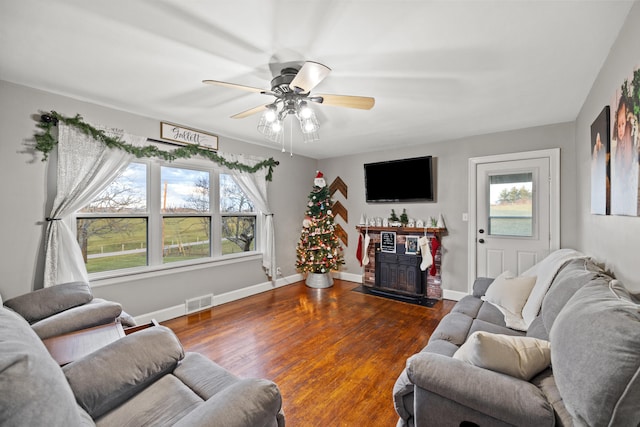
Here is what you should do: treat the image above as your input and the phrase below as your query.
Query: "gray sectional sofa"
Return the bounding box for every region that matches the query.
[1,285,286,426]
[393,249,640,426]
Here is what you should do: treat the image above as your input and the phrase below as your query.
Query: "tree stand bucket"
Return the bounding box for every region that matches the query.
[305,272,334,289]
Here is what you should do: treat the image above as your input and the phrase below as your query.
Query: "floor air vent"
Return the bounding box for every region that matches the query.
[185,294,213,314]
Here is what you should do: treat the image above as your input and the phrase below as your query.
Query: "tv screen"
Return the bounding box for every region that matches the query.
[364,156,434,203]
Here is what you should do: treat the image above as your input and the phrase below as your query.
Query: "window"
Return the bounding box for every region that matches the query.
[77,161,258,275]
[488,172,534,237]
[161,166,211,264]
[220,174,256,255]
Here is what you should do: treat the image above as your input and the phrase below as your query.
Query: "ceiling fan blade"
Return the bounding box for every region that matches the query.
[289,61,331,93]
[203,79,267,93]
[231,104,268,119]
[313,94,375,110]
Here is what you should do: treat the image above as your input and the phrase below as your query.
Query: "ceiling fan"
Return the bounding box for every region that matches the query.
[203,61,375,143]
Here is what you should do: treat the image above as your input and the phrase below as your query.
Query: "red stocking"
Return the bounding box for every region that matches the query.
[429,237,440,276]
[356,233,363,266]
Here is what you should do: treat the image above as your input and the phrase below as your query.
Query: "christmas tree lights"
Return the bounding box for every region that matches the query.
[295,171,345,274]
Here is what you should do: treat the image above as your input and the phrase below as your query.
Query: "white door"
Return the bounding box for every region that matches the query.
[469,149,560,284]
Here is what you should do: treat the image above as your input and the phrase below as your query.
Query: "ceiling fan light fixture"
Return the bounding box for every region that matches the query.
[300,111,319,143]
[264,105,277,122]
[257,110,283,142]
[298,101,313,119]
[206,60,374,147]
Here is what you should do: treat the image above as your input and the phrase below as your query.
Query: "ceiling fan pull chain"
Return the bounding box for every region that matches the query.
[289,116,294,157]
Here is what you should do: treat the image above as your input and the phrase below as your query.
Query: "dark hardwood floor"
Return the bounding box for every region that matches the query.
[162,279,455,426]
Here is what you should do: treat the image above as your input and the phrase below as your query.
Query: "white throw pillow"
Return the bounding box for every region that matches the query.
[453,331,551,380]
[482,271,537,331]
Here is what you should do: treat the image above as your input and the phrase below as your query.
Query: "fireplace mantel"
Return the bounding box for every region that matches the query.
[356,225,446,299]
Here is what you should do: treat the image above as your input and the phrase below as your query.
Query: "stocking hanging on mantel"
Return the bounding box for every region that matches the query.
[295,171,345,274]
[429,237,440,276]
[356,233,363,266]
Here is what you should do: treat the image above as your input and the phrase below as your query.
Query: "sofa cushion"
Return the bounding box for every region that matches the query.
[453,331,551,380]
[520,248,584,328]
[95,374,202,427]
[173,352,241,400]
[3,281,93,323]
[541,258,611,335]
[550,279,640,426]
[482,271,536,330]
[0,306,91,426]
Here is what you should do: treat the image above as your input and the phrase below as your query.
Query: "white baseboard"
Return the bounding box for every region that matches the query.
[442,289,468,301]
[135,304,185,325]
[134,274,300,324]
[335,271,362,283]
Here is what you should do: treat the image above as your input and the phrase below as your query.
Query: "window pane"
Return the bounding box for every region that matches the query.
[221,216,256,254]
[220,174,254,212]
[163,217,211,263]
[77,218,147,273]
[80,163,147,213]
[161,167,210,213]
[488,173,533,237]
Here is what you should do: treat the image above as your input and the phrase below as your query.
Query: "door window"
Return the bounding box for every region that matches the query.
[488,172,533,237]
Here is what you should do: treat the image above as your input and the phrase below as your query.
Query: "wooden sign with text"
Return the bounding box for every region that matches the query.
[160,122,218,151]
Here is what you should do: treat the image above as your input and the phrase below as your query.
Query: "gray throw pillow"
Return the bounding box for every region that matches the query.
[3,281,92,323]
[550,280,640,426]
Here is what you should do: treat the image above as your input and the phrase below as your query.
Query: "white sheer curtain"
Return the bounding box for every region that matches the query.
[220,152,276,279]
[43,124,146,287]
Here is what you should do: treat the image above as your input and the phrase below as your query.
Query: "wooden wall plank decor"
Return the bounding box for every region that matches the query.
[329,176,348,199]
[330,176,348,246]
[335,223,348,246]
[331,200,348,223]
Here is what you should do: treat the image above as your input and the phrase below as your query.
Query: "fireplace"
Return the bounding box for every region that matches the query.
[356,226,444,299]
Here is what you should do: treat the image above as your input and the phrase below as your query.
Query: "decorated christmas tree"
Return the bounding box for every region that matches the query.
[295,171,345,274]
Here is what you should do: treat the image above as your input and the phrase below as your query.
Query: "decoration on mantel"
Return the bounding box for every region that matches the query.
[34,111,279,181]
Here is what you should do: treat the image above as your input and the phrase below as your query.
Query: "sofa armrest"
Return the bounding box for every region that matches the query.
[472,277,495,297]
[31,298,122,339]
[63,326,184,419]
[406,352,554,427]
[173,378,283,427]
[3,282,92,323]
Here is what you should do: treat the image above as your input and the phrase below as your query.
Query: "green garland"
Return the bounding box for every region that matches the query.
[621,68,640,119]
[34,111,279,181]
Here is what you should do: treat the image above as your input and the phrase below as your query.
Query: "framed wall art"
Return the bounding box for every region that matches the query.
[609,66,639,217]
[380,231,396,253]
[405,235,419,255]
[590,106,610,215]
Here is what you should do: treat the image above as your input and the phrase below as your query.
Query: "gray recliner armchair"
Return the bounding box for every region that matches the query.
[0,305,286,426]
[3,281,134,339]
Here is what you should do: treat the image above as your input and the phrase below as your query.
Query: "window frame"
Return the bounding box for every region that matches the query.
[74,157,261,281]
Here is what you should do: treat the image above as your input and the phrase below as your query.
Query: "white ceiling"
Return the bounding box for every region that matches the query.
[0,0,633,159]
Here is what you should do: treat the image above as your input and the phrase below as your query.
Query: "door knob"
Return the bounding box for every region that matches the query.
[478,239,485,244]
[479,229,485,234]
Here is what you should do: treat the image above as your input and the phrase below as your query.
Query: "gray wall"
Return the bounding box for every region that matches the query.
[0,81,316,315]
[1,0,638,313]
[575,1,640,292]
[319,122,578,294]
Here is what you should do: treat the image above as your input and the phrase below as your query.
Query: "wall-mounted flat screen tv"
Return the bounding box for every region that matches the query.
[364,156,434,203]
